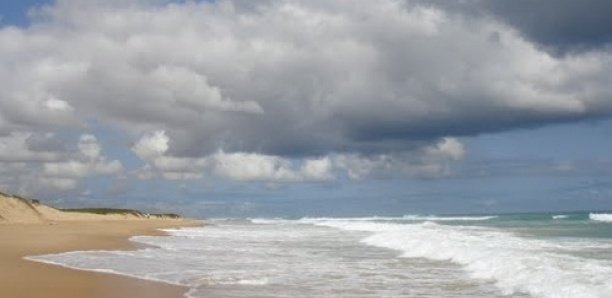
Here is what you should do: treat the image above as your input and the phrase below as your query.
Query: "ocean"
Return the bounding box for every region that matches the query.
[27,212,612,298]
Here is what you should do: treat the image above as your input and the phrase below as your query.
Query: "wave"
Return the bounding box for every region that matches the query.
[552,215,569,220]
[590,213,612,222]
[249,214,497,226]
[294,215,496,224]
[300,216,402,221]
[401,215,497,221]
[249,218,293,225]
[316,220,612,298]
[249,216,406,225]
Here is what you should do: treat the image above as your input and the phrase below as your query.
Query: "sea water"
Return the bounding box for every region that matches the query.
[27,212,612,297]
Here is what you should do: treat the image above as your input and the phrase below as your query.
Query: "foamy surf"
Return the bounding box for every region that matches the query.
[294,214,497,224]
[26,214,612,298]
[590,213,612,222]
[401,215,498,221]
[315,219,612,298]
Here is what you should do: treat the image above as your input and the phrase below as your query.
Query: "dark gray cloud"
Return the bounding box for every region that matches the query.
[25,133,66,152]
[421,0,612,55]
[485,0,612,55]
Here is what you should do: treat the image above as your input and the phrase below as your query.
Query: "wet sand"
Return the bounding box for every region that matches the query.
[0,220,201,298]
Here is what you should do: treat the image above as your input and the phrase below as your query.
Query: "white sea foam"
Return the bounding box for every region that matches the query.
[314,219,612,298]
[249,218,283,224]
[235,278,269,285]
[553,215,569,219]
[299,216,403,222]
[590,213,612,222]
[401,215,497,221]
[295,214,497,224]
[248,218,298,225]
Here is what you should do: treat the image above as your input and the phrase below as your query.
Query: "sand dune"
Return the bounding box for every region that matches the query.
[0,193,45,223]
[0,191,179,224]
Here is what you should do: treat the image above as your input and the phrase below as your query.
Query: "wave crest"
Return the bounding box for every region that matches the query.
[590,213,612,222]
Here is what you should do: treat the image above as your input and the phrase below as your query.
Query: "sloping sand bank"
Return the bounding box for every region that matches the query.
[0,192,171,224]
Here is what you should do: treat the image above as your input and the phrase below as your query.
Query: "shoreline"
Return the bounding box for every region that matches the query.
[0,219,202,298]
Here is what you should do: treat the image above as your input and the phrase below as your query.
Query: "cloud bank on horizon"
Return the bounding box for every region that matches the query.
[1,0,611,196]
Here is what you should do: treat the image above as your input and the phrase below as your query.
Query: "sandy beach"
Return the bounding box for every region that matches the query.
[0,219,201,298]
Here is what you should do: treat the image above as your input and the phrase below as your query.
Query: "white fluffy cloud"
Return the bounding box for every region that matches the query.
[425,137,466,161]
[131,129,459,182]
[132,130,170,160]
[132,130,334,182]
[132,130,208,180]
[45,97,74,112]
[211,152,333,182]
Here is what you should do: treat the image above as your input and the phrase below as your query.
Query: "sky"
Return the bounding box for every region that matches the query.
[1,0,612,217]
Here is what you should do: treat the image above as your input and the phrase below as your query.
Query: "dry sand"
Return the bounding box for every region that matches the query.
[0,219,201,298]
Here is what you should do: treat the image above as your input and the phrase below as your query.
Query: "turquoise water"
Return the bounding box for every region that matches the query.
[437,211,612,238]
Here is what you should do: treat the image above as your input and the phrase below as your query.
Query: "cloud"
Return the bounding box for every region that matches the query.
[0,132,63,162]
[132,130,170,160]
[132,130,208,180]
[334,137,466,179]
[301,157,334,181]
[42,158,122,179]
[0,132,123,194]
[132,130,334,182]
[78,134,101,159]
[481,0,612,55]
[1,0,612,189]
[132,133,464,183]
[39,134,123,190]
[419,0,612,55]
[211,151,334,182]
[148,65,263,114]
[425,137,466,161]
[45,96,74,112]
